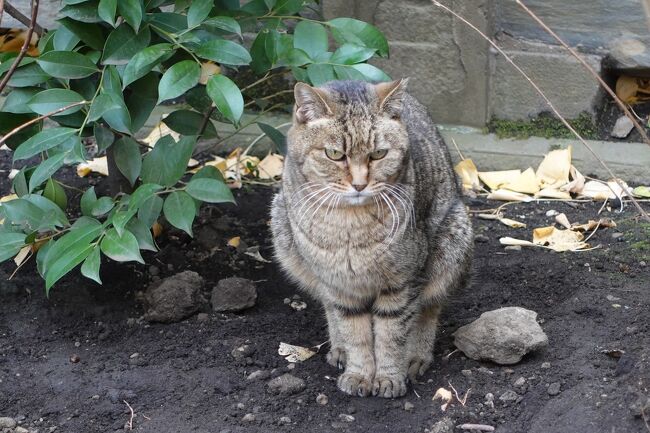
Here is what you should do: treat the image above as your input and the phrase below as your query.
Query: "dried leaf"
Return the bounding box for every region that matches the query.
[477,213,501,220]
[581,180,629,200]
[561,165,586,194]
[532,226,588,252]
[199,61,221,85]
[502,167,540,194]
[536,146,571,188]
[77,157,109,177]
[454,159,480,191]
[571,218,617,232]
[0,193,18,203]
[256,153,284,180]
[499,218,526,228]
[534,187,572,200]
[142,121,180,146]
[499,237,535,247]
[486,189,533,202]
[278,342,316,362]
[432,387,453,412]
[478,170,521,191]
[555,213,571,229]
[616,76,639,104]
[244,246,271,263]
[227,236,240,248]
[152,221,163,238]
[13,245,31,267]
[187,158,200,168]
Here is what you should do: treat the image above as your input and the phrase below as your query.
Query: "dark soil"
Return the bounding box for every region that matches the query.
[1,160,649,432]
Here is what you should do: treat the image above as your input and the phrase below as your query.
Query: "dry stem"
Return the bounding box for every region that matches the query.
[458,424,495,432]
[0,0,5,27]
[431,0,650,223]
[3,1,44,34]
[123,400,135,430]
[515,0,650,148]
[0,0,40,94]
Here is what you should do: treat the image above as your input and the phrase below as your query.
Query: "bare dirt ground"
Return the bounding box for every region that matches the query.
[1,163,649,433]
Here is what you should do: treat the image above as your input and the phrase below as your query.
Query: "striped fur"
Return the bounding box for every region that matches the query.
[270,80,473,398]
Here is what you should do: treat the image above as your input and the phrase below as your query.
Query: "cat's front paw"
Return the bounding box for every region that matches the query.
[337,372,373,397]
[407,355,432,382]
[327,347,347,370]
[372,374,408,398]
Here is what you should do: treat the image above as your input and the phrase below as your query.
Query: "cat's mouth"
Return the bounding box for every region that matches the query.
[342,193,373,206]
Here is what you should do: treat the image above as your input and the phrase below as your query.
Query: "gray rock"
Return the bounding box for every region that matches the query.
[211,277,257,313]
[279,416,292,424]
[231,344,255,360]
[541,361,551,369]
[548,382,561,396]
[266,374,305,395]
[430,417,455,433]
[242,413,256,422]
[0,417,17,429]
[246,370,270,381]
[514,376,526,387]
[499,390,519,402]
[143,271,205,323]
[453,307,548,364]
[316,393,328,405]
[404,401,414,411]
[338,414,355,422]
[611,115,634,138]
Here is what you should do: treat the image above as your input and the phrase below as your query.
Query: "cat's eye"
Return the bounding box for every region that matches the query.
[369,149,388,160]
[325,148,345,161]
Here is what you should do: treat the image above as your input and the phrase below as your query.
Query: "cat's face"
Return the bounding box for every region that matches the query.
[287,80,410,206]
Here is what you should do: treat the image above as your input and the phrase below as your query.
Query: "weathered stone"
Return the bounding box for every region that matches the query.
[143,271,205,323]
[611,115,634,138]
[453,306,548,364]
[266,374,305,395]
[0,417,17,429]
[609,37,650,74]
[500,390,519,402]
[429,417,455,433]
[547,382,561,396]
[211,277,257,313]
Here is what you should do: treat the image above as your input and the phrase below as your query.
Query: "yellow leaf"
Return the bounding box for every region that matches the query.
[0,193,18,203]
[502,167,540,194]
[77,157,108,177]
[536,146,572,188]
[534,187,572,200]
[152,221,163,238]
[227,236,240,248]
[199,61,221,85]
[633,186,650,198]
[554,213,571,229]
[478,170,521,191]
[432,387,453,412]
[142,121,180,146]
[486,189,533,202]
[580,180,629,200]
[499,218,526,228]
[278,342,316,363]
[532,226,588,252]
[616,76,639,104]
[256,154,284,180]
[561,165,585,194]
[454,159,480,191]
[13,245,31,267]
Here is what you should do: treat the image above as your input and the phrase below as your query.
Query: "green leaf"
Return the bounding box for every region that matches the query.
[0,233,26,263]
[61,2,102,22]
[250,31,271,74]
[195,39,251,66]
[43,178,68,210]
[37,51,98,79]
[1,199,43,230]
[13,127,77,161]
[331,43,376,65]
[42,217,103,291]
[163,191,195,236]
[27,89,86,116]
[28,153,67,193]
[137,194,163,228]
[328,18,388,57]
[7,63,49,87]
[185,178,234,203]
[23,194,69,228]
[158,60,200,103]
[333,65,365,81]
[206,74,243,124]
[273,0,305,15]
[1,87,41,114]
[203,16,241,36]
[102,24,151,65]
[58,17,105,51]
[118,0,144,32]
[294,21,327,60]
[87,93,120,122]
[111,208,137,236]
[129,183,163,210]
[113,137,142,186]
[307,63,335,86]
[53,26,81,51]
[81,246,102,284]
[187,0,212,28]
[98,0,118,26]
[147,12,188,33]
[257,122,287,154]
[100,227,144,263]
[162,109,217,138]
[126,217,157,251]
[94,124,115,152]
[193,164,225,182]
[141,135,196,186]
[349,63,391,82]
[91,196,115,216]
[122,43,172,88]
[11,167,29,197]
[80,186,98,216]
[125,72,159,132]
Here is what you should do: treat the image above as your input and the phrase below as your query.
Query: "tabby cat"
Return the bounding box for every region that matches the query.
[270,79,473,398]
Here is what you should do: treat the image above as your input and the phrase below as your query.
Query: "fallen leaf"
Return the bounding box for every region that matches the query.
[0,193,18,203]
[561,165,586,194]
[13,245,31,267]
[571,218,616,231]
[477,213,501,221]
[532,226,588,252]
[499,218,526,228]
[616,76,639,103]
[536,146,571,188]
[256,153,284,180]
[199,61,221,85]
[454,159,480,191]
[290,300,307,311]
[502,167,540,194]
[152,221,163,238]
[77,157,108,177]
[580,180,629,200]
[227,236,240,248]
[486,189,533,202]
[478,170,521,191]
[632,185,650,198]
[278,342,316,362]
[142,121,180,146]
[499,237,535,247]
[187,158,200,168]
[432,387,453,412]
[555,213,571,229]
[601,348,625,358]
[534,187,572,200]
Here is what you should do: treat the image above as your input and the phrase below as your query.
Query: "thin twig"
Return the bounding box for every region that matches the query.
[583,220,602,243]
[3,1,44,35]
[0,0,40,94]
[123,400,134,430]
[431,0,650,223]
[458,424,495,432]
[448,381,470,406]
[198,106,216,137]
[0,100,88,147]
[0,0,5,28]
[515,0,650,148]
[451,137,465,160]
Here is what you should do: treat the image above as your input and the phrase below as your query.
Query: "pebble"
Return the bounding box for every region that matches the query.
[15,427,29,433]
[461,369,472,377]
[196,313,209,323]
[279,416,292,424]
[541,362,551,369]
[611,115,634,138]
[129,353,139,359]
[504,245,522,251]
[474,234,489,243]
[316,393,329,405]
[242,413,256,422]
[611,232,624,240]
[545,210,559,217]
[266,374,306,395]
[0,417,17,429]
[231,345,254,360]
[74,341,81,347]
[70,354,80,363]
[246,370,270,381]
[338,414,355,423]
[404,401,414,411]
[499,390,519,402]
[211,277,258,313]
[548,382,561,396]
[514,377,526,387]
[148,265,160,276]
[429,417,455,433]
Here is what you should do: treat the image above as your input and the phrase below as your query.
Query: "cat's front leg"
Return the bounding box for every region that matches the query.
[324,304,346,369]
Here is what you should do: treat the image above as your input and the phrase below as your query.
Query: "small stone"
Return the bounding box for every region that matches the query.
[287,363,296,370]
[404,401,414,411]
[0,417,17,429]
[316,393,329,405]
[129,353,139,359]
[485,393,494,401]
[541,362,551,369]
[15,427,29,433]
[460,369,472,377]
[545,210,559,217]
[70,354,80,363]
[231,345,255,360]
[74,341,81,347]
[290,300,307,311]
[196,313,209,323]
[547,382,561,396]
[143,271,206,323]
[640,261,647,267]
[283,298,291,304]
[246,370,270,381]
[430,417,454,433]
[338,414,355,423]
[474,234,489,243]
[211,277,257,312]
[279,416,292,424]
[148,265,160,276]
[346,405,357,414]
[611,232,624,240]
[611,115,634,138]
[504,245,522,252]
[606,294,621,302]
[242,413,256,422]
[453,307,549,365]
[91,395,100,399]
[514,377,526,387]
[499,390,519,402]
[266,374,306,395]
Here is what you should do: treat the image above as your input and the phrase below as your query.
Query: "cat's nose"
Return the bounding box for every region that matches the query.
[352,183,367,192]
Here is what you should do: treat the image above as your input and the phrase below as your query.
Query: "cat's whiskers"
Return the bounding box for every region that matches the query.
[379,191,400,247]
[289,181,321,201]
[382,184,415,229]
[295,187,334,229]
[301,191,336,231]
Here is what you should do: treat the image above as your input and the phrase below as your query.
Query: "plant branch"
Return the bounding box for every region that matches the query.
[515,0,650,148]
[198,106,216,137]
[0,0,39,94]
[244,89,293,108]
[3,1,44,35]
[431,0,650,223]
[0,0,5,28]
[0,101,88,147]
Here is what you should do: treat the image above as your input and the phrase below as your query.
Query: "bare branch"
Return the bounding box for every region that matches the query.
[515,0,650,148]
[431,0,650,223]
[3,1,45,35]
[0,101,88,147]
[0,0,40,94]
[0,0,6,28]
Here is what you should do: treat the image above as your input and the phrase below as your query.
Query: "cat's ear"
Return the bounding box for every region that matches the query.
[375,78,409,118]
[294,82,334,124]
